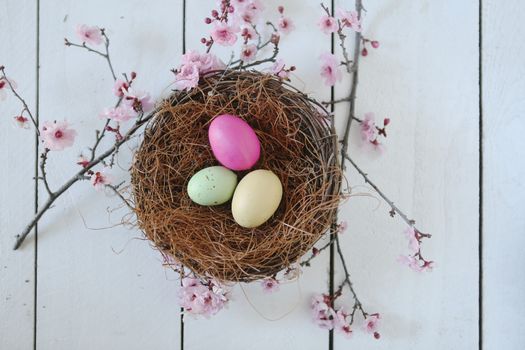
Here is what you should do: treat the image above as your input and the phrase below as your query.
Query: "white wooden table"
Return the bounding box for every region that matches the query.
[1,0,523,349]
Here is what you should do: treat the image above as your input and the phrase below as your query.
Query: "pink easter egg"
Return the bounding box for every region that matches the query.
[208,114,260,171]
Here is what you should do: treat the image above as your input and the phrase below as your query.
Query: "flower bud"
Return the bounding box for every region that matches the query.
[371,40,380,48]
[361,47,368,56]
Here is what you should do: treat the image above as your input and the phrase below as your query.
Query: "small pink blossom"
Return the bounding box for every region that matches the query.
[398,255,423,272]
[241,26,258,42]
[174,62,200,91]
[405,227,420,254]
[319,52,342,86]
[338,220,348,233]
[100,105,137,123]
[363,313,381,339]
[260,278,279,293]
[337,9,362,32]
[238,0,264,23]
[334,308,353,338]
[77,155,90,168]
[240,44,257,62]
[271,59,289,79]
[360,113,378,143]
[210,22,238,46]
[122,87,153,112]
[13,116,30,129]
[179,277,228,317]
[90,168,112,191]
[0,76,17,101]
[318,15,338,34]
[311,294,335,330]
[40,120,77,151]
[278,16,295,35]
[112,79,129,97]
[75,24,103,46]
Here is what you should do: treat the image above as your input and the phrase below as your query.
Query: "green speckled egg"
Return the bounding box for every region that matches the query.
[187,166,238,206]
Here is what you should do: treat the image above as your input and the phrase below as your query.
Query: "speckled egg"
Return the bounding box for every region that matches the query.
[231,169,283,228]
[187,166,238,206]
[208,114,261,171]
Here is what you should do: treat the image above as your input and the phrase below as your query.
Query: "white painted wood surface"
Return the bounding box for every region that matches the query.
[483,0,525,349]
[1,0,524,349]
[0,2,37,349]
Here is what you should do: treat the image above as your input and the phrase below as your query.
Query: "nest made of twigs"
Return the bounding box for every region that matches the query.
[131,70,341,282]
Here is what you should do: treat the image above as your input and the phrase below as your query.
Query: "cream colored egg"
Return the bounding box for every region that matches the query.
[231,169,283,228]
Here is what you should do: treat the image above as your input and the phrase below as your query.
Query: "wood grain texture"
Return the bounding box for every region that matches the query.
[35,1,182,349]
[0,1,37,349]
[333,0,479,348]
[483,0,525,348]
[182,1,333,350]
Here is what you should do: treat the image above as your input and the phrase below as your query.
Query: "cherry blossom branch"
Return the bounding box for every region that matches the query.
[344,154,429,236]
[300,235,338,267]
[39,149,53,196]
[13,109,155,250]
[340,0,364,170]
[233,22,280,69]
[64,28,117,81]
[0,66,39,134]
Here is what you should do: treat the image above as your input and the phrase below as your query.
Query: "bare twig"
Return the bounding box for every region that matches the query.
[39,149,53,196]
[0,67,40,134]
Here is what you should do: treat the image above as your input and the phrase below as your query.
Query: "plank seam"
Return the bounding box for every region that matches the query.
[180,1,186,350]
[328,0,335,349]
[33,0,41,349]
[478,0,483,349]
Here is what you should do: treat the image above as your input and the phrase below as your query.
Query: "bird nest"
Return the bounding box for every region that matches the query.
[131,70,342,282]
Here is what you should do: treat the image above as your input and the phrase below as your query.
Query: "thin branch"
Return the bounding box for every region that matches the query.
[339,0,364,170]
[13,109,155,250]
[39,149,53,196]
[0,66,40,134]
[300,235,338,267]
[344,154,429,237]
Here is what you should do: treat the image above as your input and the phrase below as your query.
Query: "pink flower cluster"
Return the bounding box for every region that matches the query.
[318,8,361,35]
[360,113,390,151]
[311,294,381,339]
[277,6,295,35]
[398,227,434,272]
[179,277,228,317]
[174,50,225,91]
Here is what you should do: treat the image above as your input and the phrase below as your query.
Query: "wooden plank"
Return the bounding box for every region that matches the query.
[482,0,525,348]
[0,1,37,349]
[35,1,183,349]
[333,0,479,347]
[183,1,332,349]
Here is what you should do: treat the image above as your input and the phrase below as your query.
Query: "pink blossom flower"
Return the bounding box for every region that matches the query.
[318,15,338,34]
[260,278,280,293]
[397,255,423,272]
[360,113,378,143]
[77,155,90,168]
[334,308,353,338]
[240,44,257,62]
[271,59,289,79]
[278,16,295,35]
[363,313,381,338]
[241,26,258,41]
[13,116,30,129]
[75,24,103,46]
[0,76,17,101]
[337,9,362,32]
[319,52,342,86]
[40,120,77,151]
[90,168,112,191]
[180,50,225,73]
[174,62,200,91]
[99,105,137,123]
[122,87,153,112]
[112,79,129,97]
[311,294,335,330]
[179,277,228,317]
[238,0,265,23]
[405,227,420,254]
[338,220,348,233]
[210,22,238,46]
